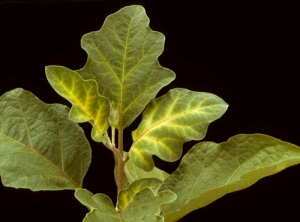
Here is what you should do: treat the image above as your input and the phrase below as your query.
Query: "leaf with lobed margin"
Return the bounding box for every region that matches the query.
[117,178,163,211]
[46,66,110,142]
[76,5,175,129]
[75,187,176,222]
[122,188,177,222]
[75,188,122,222]
[130,88,228,171]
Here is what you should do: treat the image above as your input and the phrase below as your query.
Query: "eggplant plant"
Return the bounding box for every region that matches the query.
[1,5,300,222]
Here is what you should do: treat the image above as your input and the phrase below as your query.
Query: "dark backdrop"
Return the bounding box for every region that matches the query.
[0,1,298,221]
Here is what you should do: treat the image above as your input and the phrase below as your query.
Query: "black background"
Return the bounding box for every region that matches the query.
[0,0,298,221]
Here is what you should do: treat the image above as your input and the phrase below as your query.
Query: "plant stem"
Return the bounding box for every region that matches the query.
[111,126,116,147]
[102,130,124,193]
[114,102,124,193]
[118,128,123,156]
[103,131,113,151]
[116,127,124,193]
[117,155,125,194]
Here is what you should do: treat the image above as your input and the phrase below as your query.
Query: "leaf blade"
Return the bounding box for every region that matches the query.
[159,134,300,222]
[124,158,169,184]
[122,189,177,222]
[0,88,91,190]
[129,88,228,171]
[117,178,163,212]
[77,5,175,129]
[75,188,122,222]
[46,66,110,142]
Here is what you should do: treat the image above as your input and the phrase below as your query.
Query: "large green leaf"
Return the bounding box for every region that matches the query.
[125,158,169,184]
[130,88,228,171]
[159,134,300,222]
[117,178,163,211]
[75,188,122,222]
[77,5,175,129]
[122,189,177,222]
[0,88,91,190]
[46,66,110,142]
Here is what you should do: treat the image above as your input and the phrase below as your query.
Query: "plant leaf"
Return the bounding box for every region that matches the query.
[125,158,169,184]
[76,5,175,129]
[117,178,163,211]
[159,134,300,222]
[46,66,110,142]
[130,88,228,171]
[114,152,169,189]
[75,188,122,222]
[122,188,177,222]
[0,88,91,190]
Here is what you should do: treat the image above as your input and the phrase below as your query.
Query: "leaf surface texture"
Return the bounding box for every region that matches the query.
[46,66,110,142]
[159,134,300,222]
[130,88,228,171]
[0,89,91,190]
[77,5,175,129]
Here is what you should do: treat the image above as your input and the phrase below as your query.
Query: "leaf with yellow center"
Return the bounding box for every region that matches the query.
[117,178,163,211]
[130,88,228,171]
[46,66,110,142]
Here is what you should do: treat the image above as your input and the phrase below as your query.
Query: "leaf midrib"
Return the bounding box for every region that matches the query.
[55,75,105,135]
[120,15,133,129]
[132,105,216,147]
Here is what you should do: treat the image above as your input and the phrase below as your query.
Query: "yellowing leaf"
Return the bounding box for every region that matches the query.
[46,66,110,142]
[159,134,300,222]
[77,5,175,129]
[0,89,91,190]
[117,178,163,211]
[130,88,228,171]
